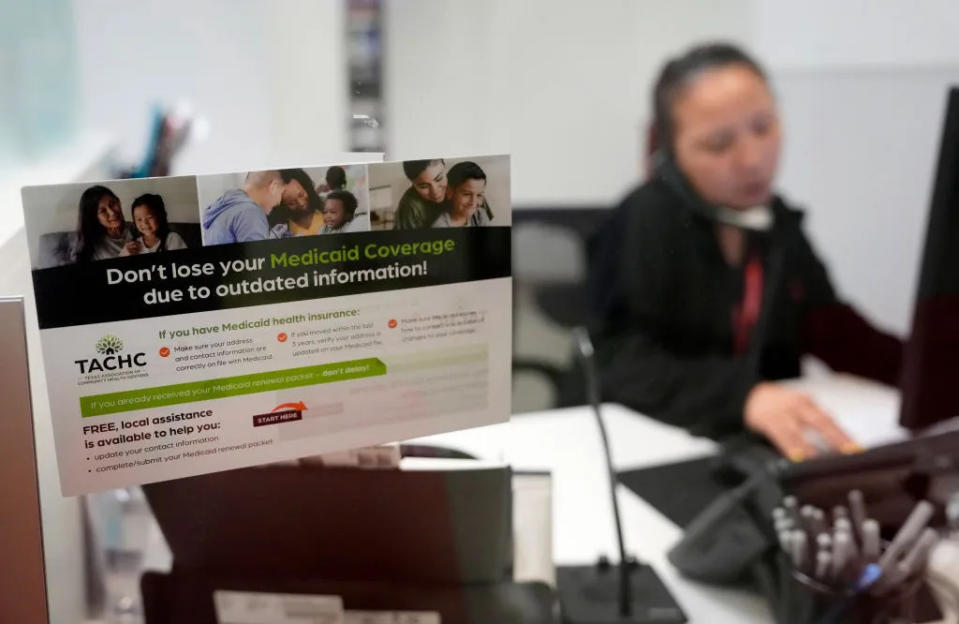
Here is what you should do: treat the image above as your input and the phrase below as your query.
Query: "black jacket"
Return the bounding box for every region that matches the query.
[589,176,902,439]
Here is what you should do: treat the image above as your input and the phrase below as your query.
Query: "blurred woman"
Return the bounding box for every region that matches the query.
[590,43,902,460]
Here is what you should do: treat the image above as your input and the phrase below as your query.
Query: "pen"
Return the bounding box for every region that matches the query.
[791,529,808,572]
[878,500,934,573]
[778,530,792,551]
[816,532,832,553]
[801,505,818,535]
[783,495,800,525]
[871,528,937,597]
[861,519,880,563]
[848,489,867,541]
[870,527,938,595]
[831,531,850,581]
[811,508,828,536]
[899,527,938,578]
[833,505,849,525]
[775,517,794,533]
[839,525,860,564]
[814,550,831,581]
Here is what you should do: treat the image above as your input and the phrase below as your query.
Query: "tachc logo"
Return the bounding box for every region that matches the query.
[75,335,147,374]
[95,334,124,355]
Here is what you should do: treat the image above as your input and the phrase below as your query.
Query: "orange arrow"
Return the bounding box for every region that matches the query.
[272,401,307,412]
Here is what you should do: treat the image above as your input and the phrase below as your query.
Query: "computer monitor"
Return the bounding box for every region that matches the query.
[0,297,49,624]
[900,87,959,430]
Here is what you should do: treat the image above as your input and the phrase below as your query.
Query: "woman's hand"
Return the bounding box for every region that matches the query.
[124,240,142,255]
[744,382,860,461]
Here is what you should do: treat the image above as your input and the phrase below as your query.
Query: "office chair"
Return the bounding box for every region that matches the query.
[511,208,612,412]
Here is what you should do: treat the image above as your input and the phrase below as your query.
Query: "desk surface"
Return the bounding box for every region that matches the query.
[415,374,907,624]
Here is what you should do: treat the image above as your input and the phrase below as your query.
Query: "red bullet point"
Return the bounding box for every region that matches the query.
[388,319,397,329]
[277,332,288,342]
[159,347,170,357]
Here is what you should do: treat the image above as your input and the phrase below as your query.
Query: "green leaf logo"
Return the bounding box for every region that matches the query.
[95,335,124,355]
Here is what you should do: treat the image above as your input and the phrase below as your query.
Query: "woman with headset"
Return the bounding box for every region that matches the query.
[589,43,902,461]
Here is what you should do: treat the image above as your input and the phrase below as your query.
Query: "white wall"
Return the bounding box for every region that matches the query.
[753,0,959,70]
[749,2,959,333]
[385,0,959,334]
[71,0,347,176]
[773,68,959,334]
[384,0,755,206]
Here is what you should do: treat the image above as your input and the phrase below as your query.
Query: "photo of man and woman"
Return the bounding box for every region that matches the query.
[197,166,370,245]
[368,155,510,230]
[22,176,200,269]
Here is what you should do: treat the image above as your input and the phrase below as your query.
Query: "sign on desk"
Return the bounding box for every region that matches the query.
[21,156,512,495]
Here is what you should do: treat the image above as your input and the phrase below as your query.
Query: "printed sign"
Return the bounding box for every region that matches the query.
[22,156,511,495]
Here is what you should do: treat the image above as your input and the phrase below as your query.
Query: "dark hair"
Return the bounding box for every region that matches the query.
[271,168,324,226]
[446,161,486,190]
[280,168,323,208]
[324,190,358,220]
[131,193,171,252]
[75,185,121,263]
[652,42,768,151]
[402,159,445,181]
[325,166,347,190]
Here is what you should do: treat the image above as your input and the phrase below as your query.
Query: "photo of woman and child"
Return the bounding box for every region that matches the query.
[369,155,509,230]
[22,176,202,268]
[55,181,196,264]
[198,166,370,245]
[268,168,368,238]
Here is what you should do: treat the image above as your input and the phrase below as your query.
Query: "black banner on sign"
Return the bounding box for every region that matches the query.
[33,228,511,329]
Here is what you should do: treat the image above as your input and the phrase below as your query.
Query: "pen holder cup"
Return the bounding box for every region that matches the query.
[787,567,922,624]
